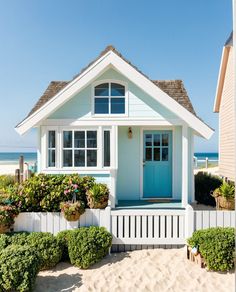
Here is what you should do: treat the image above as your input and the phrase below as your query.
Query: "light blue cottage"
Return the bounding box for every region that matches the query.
[16,46,213,208]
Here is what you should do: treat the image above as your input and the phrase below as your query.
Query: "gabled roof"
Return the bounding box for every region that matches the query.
[15,45,213,139]
[27,79,196,119]
[214,32,233,112]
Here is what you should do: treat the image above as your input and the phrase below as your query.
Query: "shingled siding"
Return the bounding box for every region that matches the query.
[219,47,235,181]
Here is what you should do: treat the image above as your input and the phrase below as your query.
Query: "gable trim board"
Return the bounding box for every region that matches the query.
[214,46,231,112]
[15,48,213,139]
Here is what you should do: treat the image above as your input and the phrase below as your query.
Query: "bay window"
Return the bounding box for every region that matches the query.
[46,127,112,169]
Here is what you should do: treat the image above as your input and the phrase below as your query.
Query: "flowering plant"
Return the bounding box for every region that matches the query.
[60,200,85,221]
[0,205,19,228]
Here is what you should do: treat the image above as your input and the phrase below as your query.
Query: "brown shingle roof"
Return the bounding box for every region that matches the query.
[153,80,196,115]
[27,81,69,118]
[25,45,196,119]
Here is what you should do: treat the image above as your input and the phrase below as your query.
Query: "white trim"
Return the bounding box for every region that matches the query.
[214,46,230,112]
[42,118,184,126]
[16,50,213,139]
[181,125,188,207]
[37,126,41,173]
[140,126,175,199]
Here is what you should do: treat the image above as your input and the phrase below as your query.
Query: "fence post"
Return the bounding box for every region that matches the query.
[205,157,209,169]
[109,169,117,208]
[19,155,24,183]
[185,204,194,240]
[105,206,111,232]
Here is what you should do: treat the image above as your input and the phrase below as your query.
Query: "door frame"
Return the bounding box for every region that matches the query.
[140,126,175,200]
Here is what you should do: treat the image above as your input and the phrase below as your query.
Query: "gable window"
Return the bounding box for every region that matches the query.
[63,130,97,167]
[94,82,126,114]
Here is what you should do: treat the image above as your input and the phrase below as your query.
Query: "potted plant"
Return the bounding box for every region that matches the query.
[212,182,235,210]
[86,183,109,209]
[0,205,19,233]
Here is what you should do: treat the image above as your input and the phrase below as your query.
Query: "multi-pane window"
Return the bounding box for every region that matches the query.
[63,130,97,167]
[94,82,125,114]
[103,130,110,167]
[48,131,56,167]
[145,133,169,162]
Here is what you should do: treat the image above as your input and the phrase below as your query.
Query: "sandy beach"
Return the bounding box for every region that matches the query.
[0,164,18,175]
[35,248,234,292]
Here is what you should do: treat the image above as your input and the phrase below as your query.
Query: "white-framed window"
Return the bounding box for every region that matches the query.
[62,130,98,167]
[93,82,126,115]
[48,130,56,167]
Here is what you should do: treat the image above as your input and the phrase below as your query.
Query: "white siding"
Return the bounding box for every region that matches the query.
[219,47,235,181]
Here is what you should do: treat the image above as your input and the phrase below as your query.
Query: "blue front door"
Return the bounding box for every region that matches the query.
[143,131,172,198]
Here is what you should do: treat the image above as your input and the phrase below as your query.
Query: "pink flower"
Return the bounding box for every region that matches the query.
[73,184,78,189]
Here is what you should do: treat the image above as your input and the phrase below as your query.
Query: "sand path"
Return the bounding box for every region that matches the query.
[35,248,234,292]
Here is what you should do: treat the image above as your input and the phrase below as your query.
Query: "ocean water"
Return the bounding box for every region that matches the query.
[0,152,37,165]
[0,152,218,167]
[194,152,218,168]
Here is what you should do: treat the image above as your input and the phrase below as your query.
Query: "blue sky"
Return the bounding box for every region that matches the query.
[0,0,232,152]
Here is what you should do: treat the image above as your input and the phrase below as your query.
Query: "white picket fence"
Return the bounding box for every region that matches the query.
[13,205,235,246]
[14,209,110,235]
[111,209,186,245]
[193,210,235,231]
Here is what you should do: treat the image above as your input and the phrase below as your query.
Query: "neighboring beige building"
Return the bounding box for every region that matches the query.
[214,33,235,181]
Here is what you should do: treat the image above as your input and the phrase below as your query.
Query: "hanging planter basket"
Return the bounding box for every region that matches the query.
[60,200,85,222]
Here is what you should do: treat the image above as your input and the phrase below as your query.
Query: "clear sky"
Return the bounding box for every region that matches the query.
[0,0,232,153]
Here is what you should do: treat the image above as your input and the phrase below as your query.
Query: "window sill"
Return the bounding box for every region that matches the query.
[41,168,111,175]
[92,114,128,118]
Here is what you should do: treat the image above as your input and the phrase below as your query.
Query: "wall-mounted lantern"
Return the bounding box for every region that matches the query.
[128,127,133,139]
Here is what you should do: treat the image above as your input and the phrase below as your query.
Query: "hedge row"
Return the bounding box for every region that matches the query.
[0,226,112,292]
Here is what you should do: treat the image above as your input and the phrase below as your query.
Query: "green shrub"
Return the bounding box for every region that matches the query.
[7,174,95,212]
[0,175,15,190]
[26,232,62,270]
[0,245,40,292]
[57,230,74,261]
[187,227,235,271]
[0,234,8,250]
[0,232,29,248]
[0,232,62,271]
[195,172,222,206]
[68,226,112,269]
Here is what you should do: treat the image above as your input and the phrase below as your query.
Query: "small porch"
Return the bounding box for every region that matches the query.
[109,124,194,209]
